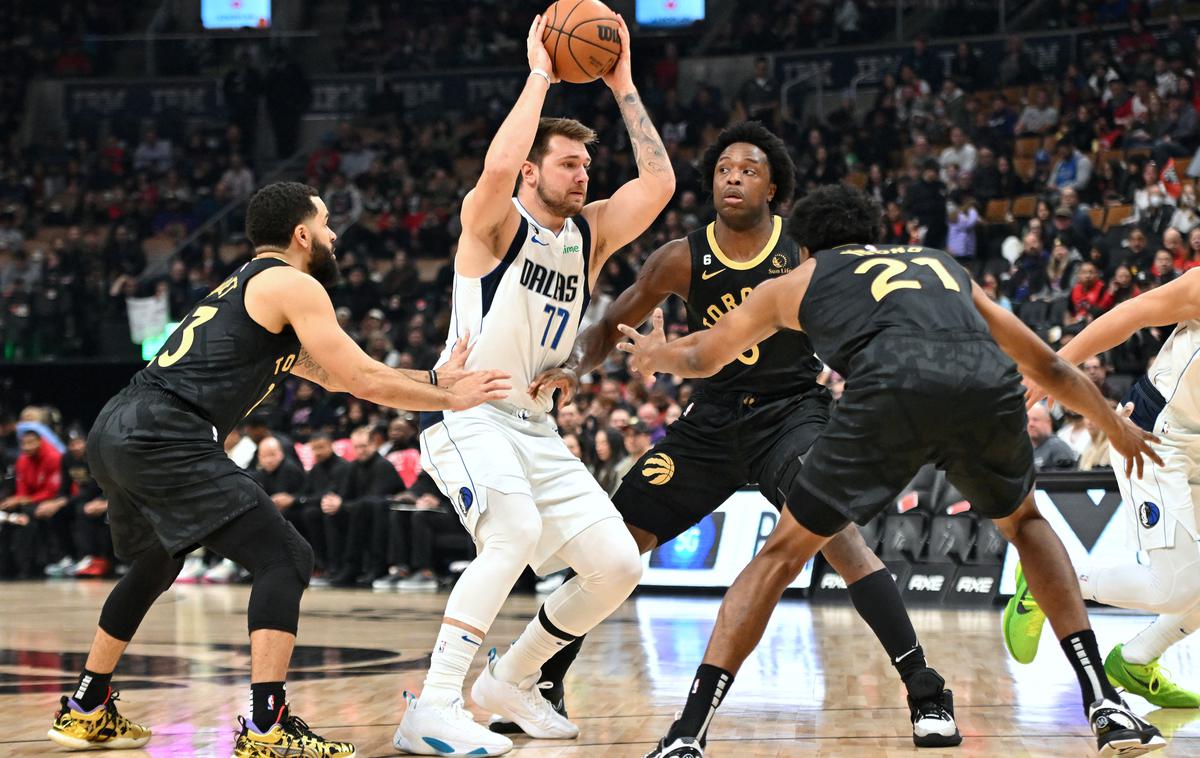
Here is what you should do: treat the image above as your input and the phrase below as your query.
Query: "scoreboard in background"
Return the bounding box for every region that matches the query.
[641,490,814,590]
[202,0,271,30]
[636,0,706,28]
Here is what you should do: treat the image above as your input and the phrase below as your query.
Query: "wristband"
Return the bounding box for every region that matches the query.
[429,369,438,386]
[530,68,552,85]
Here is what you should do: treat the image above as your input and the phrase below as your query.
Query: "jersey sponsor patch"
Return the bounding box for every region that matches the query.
[642,453,675,485]
[1139,501,1161,528]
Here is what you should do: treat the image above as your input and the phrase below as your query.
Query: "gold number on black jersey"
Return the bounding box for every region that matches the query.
[151,305,219,368]
[854,257,961,302]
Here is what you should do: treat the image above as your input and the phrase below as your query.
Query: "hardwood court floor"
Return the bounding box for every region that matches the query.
[3,581,1200,757]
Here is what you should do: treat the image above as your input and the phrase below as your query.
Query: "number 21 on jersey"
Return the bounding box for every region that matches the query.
[854,257,961,302]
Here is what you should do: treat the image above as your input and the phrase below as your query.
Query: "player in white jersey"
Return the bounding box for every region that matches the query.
[393,14,675,757]
[1015,268,1200,708]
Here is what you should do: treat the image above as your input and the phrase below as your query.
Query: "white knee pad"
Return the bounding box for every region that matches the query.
[544,518,642,636]
[1087,523,1200,615]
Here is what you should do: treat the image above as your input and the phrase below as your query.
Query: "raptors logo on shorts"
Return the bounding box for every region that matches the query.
[642,453,676,485]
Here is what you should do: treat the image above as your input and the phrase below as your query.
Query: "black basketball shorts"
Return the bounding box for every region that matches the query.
[613,386,833,545]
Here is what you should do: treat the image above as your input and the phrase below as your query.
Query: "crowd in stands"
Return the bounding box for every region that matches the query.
[3,5,1198,580]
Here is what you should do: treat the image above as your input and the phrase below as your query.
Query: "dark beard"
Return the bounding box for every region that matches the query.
[308,239,340,288]
[537,184,582,217]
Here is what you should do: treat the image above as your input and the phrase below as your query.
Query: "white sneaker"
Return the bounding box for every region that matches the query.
[470,651,579,740]
[44,556,75,578]
[534,571,567,594]
[397,573,438,591]
[67,556,93,576]
[203,558,240,583]
[393,691,512,756]
[176,555,207,584]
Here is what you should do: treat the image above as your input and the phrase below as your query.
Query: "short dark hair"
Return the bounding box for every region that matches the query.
[786,185,882,252]
[699,121,796,209]
[528,118,597,166]
[245,181,319,249]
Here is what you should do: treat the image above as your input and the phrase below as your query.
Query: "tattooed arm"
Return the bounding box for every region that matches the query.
[291,349,442,394]
[581,14,676,284]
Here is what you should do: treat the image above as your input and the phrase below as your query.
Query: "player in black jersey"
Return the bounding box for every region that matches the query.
[47,182,510,758]
[520,123,960,748]
[620,185,1168,758]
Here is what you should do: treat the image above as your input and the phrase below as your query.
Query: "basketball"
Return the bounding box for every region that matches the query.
[542,0,621,84]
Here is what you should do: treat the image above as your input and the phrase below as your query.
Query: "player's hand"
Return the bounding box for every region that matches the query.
[527,15,560,82]
[601,14,633,93]
[1023,376,1048,409]
[321,493,342,515]
[83,499,107,516]
[447,369,513,411]
[35,499,63,519]
[616,307,667,377]
[1106,402,1163,479]
[527,366,579,403]
[272,493,295,509]
[435,329,473,388]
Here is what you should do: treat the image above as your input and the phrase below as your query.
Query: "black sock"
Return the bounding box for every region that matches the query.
[251,682,287,732]
[667,664,733,743]
[1061,630,1119,710]
[72,668,112,712]
[846,568,928,684]
[537,634,585,704]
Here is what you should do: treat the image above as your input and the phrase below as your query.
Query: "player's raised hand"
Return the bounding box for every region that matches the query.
[600,14,633,93]
[1106,402,1163,479]
[448,369,513,411]
[616,307,667,377]
[435,329,473,388]
[527,15,560,82]
[527,366,579,402]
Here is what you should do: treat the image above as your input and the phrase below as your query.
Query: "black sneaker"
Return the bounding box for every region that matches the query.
[643,736,703,758]
[1089,697,1167,757]
[488,683,566,734]
[909,687,963,747]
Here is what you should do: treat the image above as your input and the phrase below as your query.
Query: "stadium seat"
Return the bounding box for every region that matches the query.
[857,516,883,553]
[844,172,867,189]
[970,519,1008,565]
[1015,136,1039,159]
[879,512,928,562]
[1087,207,1105,229]
[1013,160,1037,182]
[1010,194,1037,218]
[1103,204,1133,230]
[927,514,975,565]
[985,198,1011,224]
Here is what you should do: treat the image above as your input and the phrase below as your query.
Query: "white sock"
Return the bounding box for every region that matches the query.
[421,624,483,705]
[493,613,575,685]
[1123,602,1200,664]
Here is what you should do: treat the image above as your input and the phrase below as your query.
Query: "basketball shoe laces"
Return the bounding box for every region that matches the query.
[76,690,135,739]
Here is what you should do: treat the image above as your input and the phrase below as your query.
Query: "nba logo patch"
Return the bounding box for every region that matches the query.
[459,487,474,512]
[1139,501,1161,528]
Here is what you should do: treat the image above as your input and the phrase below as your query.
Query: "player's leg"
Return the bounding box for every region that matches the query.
[197,489,354,757]
[525,419,742,723]
[949,394,1166,756]
[476,511,642,738]
[647,500,837,757]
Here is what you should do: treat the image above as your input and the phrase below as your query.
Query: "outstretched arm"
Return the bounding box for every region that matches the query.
[971,281,1161,477]
[617,265,809,378]
[527,239,690,401]
[456,15,558,277]
[581,15,675,276]
[1058,268,1200,365]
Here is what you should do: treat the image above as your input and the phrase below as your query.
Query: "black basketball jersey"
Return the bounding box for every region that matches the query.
[685,216,823,396]
[798,244,991,378]
[132,257,302,438]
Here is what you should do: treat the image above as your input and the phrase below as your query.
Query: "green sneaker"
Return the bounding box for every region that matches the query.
[1002,562,1047,664]
[1105,644,1200,708]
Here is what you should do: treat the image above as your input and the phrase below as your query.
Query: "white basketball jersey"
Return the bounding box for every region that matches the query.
[1149,318,1200,432]
[436,198,592,414]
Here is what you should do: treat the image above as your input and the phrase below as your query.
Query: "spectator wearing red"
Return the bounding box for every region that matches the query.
[1070,261,1106,321]
[1097,264,1141,311]
[0,428,63,578]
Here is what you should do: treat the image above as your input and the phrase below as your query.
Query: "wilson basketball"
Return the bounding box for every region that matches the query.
[542,0,621,84]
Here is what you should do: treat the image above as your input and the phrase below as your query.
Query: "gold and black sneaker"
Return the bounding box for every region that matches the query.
[47,689,152,750]
[232,704,355,757]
